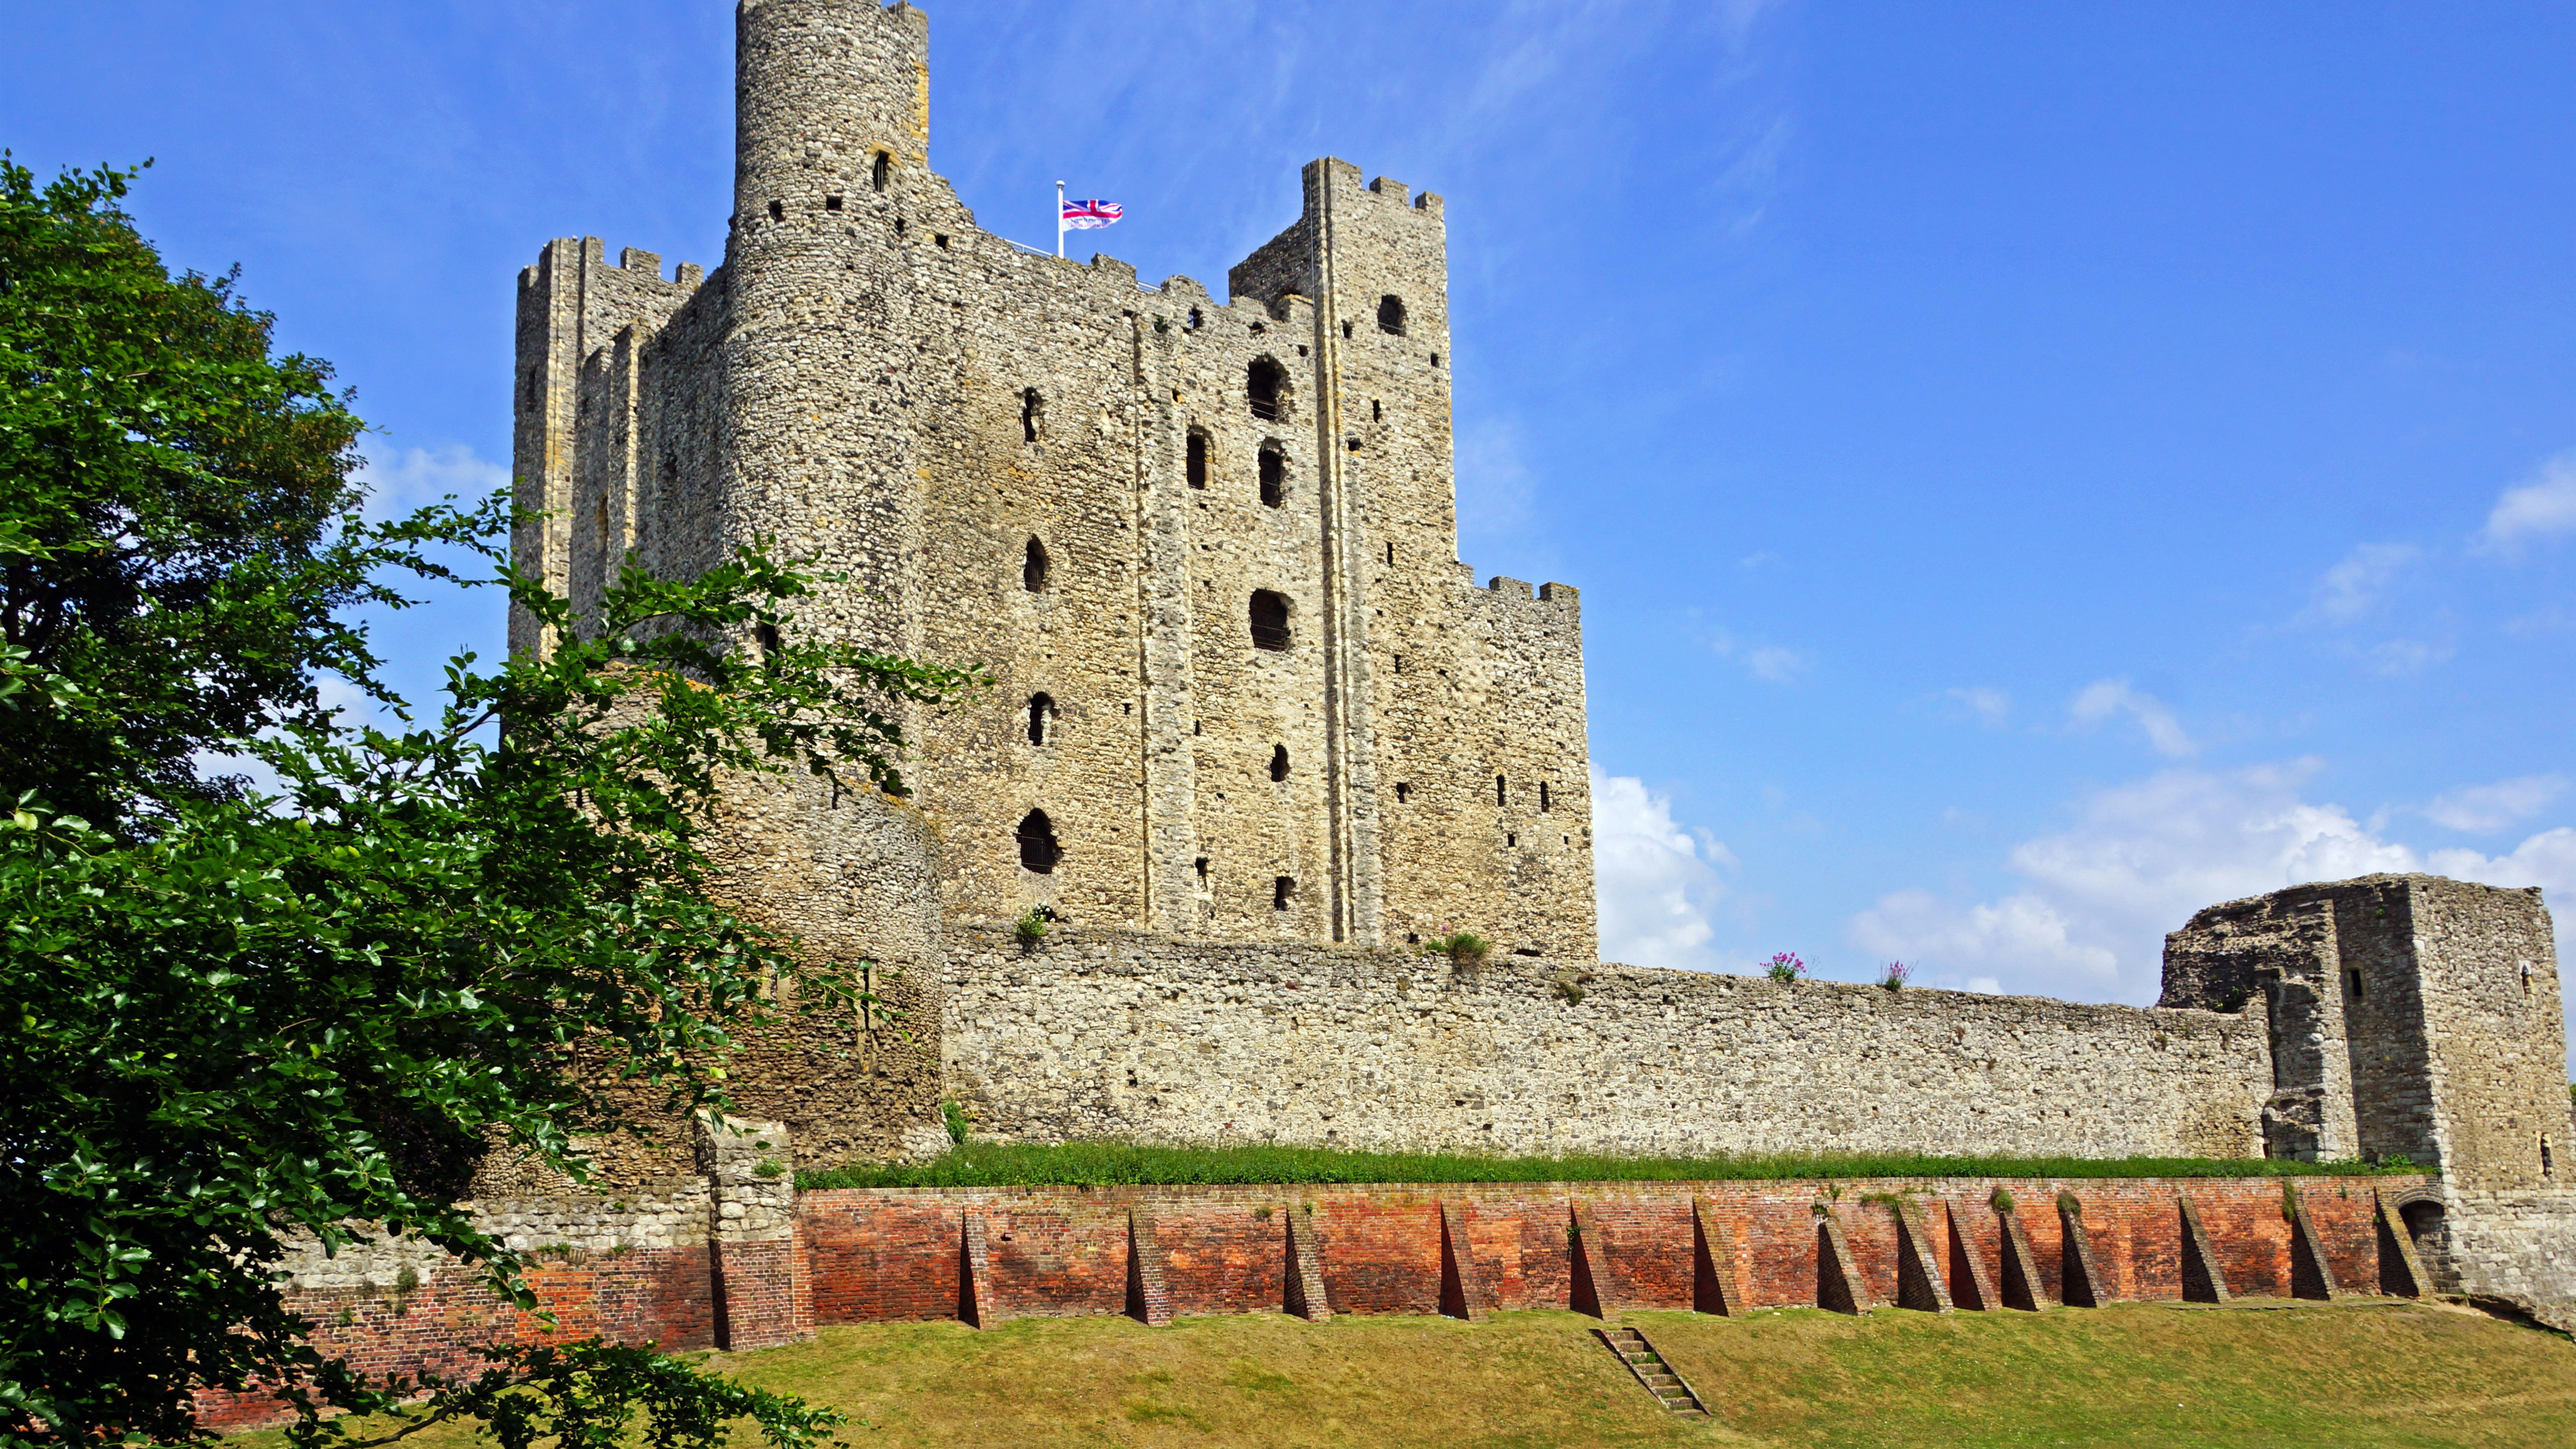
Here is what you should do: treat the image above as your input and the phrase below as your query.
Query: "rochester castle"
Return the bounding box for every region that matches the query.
[362,0,2576,1374]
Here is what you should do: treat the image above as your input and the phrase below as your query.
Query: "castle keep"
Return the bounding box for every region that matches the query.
[513,0,1591,958]
[253,0,2566,1390]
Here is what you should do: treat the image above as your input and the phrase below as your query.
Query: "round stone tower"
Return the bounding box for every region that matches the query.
[720,0,934,656]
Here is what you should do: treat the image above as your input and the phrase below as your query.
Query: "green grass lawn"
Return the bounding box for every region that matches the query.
[254,1298,2574,1448]
[796,1140,2419,1190]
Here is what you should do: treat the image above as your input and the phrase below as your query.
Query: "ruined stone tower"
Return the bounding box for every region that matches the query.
[511,0,1595,956]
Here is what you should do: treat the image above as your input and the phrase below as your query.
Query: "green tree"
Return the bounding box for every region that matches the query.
[0,159,977,1444]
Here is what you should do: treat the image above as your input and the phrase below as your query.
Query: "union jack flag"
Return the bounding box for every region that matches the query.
[1061,197,1123,230]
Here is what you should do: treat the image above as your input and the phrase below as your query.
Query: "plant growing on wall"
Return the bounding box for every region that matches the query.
[1764,953,1807,984]
[1423,931,1490,971]
[0,159,975,1446]
[1015,904,1054,950]
[942,1099,974,1145]
[1879,961,1910,991]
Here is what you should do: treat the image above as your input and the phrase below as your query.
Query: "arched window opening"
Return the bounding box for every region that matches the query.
[1026,692,1055,746]
[871,151,891,192]
[1021,387,1043,443]
[1496,774,1507,807]
[1249,590,1292,651]
[1194,856,1210,883]
[1187,306,1204,330]
[1247,358,1284,422]
[1377,295,1407,336]
[1186,430,1209,489]
[1273,875,1295,911]
[1396,782,1411,803]
[1270,745,1289,782]
[1258,446,1285,507]
[1023,537,1050,593]
[1539,780,1551,813]
[1016,809,1061,873]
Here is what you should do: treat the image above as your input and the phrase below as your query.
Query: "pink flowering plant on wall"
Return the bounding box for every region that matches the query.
[1764,952,1807,984]
[1880,961,1911,991]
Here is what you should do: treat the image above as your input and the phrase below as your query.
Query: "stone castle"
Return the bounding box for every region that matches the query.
[512,0,1590,958]
[479,0,2576,1343]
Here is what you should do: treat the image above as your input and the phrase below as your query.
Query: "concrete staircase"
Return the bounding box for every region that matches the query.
[1595,1326,1708,1418]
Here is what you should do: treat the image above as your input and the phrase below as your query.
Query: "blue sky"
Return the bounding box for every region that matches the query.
[10,1,2574,1010]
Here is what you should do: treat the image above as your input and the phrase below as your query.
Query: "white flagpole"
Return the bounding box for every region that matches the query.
[1055,179,1065,258]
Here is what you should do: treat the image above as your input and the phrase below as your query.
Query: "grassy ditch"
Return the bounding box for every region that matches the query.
[798,1140,2422,1191]
[245,1301,2575,1448]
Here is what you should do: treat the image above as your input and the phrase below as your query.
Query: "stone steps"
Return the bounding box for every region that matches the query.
[1596,1325,1708,1418]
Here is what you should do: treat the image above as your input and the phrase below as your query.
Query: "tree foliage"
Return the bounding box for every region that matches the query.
[0,159,978,1444]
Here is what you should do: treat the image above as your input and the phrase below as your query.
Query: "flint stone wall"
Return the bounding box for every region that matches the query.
[941,924,2270,1160]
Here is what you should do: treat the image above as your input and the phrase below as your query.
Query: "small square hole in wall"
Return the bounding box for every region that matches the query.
[825,195,843,211]
[1298,344,1309,357]
[1507,833,1516,847]
[935,233,950,248]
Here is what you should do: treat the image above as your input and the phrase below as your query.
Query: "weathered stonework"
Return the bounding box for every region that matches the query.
[515,0,1593,960]
[488,0,2576,1338]
[2161,874,2575,1315]
[940,923,2269,1160]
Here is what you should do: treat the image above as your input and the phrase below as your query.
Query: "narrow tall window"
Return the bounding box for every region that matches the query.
[756,623,781,655]
[1249,590,1291,651]
[1016,809,1060,873]
[1258,446,1285,507]
[1195,856,1210,883]
[1378,295,1407,336]
[1023,537,1049,593]
[1021,388,1042,442]
[1540,781,1551,813]
[1396,782,1411,803]
[1027,692,1054,746]
[1186,430,1209,489]
[1270,745,1289,782]
[1247,358,1284,421]
[1273,876,1295,911]
[871,151,891,192]
[1386,542,1395,565]
[2346,967,2364,1002]
[1187,307,1204,330]
[2547,1135,2557,1177]
[1496,774,1507,807]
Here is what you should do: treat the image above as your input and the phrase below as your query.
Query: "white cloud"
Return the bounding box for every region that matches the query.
[2300,542,2418,625]
[1844,760,2516,1004]
[2481,450,2576,550]
[355,442,509,519]
[2068,678,2195,758]
[1852,889,2117,989]
[1710,631,1809,684]
[2425,775,2567,834]
[1943,686,2010,727]
[1590,768,1733,972]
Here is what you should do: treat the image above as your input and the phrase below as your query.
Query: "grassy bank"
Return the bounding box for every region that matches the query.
[247,1300,2573,1448]
[798,1140,2420,1191]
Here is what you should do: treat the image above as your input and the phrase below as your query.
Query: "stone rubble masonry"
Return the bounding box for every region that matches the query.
[512,0,1593,960]
[2160,874,2576,1315]
[940,922,2271,1160]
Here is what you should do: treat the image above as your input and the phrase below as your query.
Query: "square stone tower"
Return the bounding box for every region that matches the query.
[2162,874,2576,1303]
[509,0,1596,959]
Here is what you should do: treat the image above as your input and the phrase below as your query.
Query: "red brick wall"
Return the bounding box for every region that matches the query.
[798,1175,2415,1323]
[191,1174,2413,1432]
